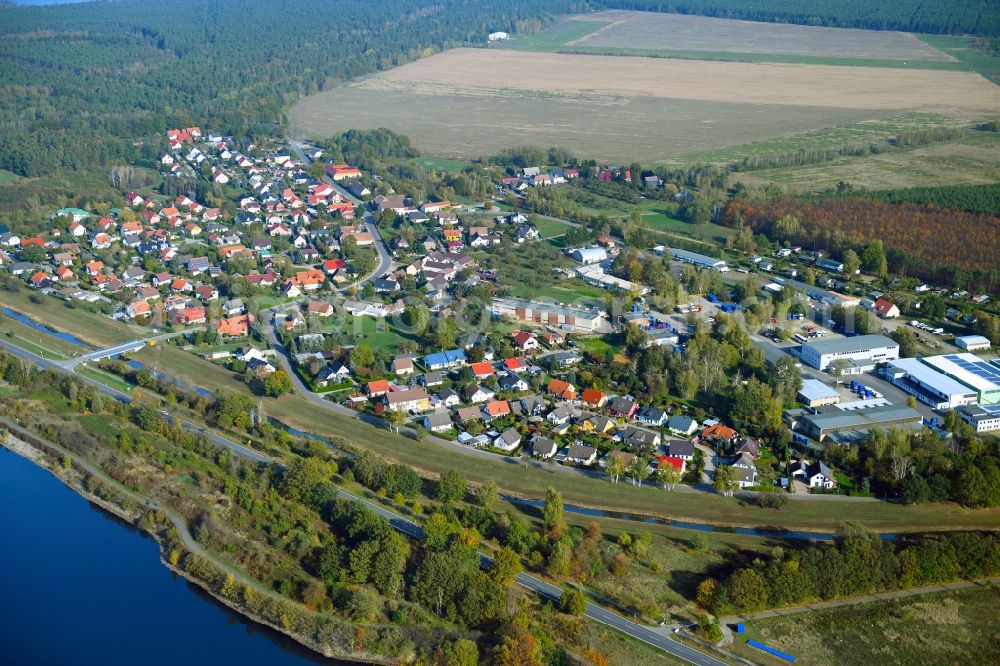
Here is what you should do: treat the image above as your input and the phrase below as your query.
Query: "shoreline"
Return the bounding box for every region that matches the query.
[0,431,394,666]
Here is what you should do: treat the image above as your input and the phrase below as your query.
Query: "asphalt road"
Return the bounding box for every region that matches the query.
[1,333,724,665]
[58,329,195,369]
[286,138,392,288]
[0,337,270,464]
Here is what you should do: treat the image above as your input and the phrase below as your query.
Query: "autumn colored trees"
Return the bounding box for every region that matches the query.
[722,198,1000,291]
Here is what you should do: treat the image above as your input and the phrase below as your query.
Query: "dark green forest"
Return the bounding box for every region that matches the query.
[607,0,1000,35]
[0,0,587,179]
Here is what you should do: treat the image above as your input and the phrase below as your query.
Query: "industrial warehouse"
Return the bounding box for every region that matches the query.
[788,404,924,443]
[656,246,729,272]
[491,297,608,333]
[920,353,1000,405]
[799,334,900,373]
[884,358,980,410]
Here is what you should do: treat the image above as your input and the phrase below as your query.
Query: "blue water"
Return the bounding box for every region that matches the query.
[2,307,90,347]
[505,497,897,542]
[120,358,213,397]
[0,447,345,665]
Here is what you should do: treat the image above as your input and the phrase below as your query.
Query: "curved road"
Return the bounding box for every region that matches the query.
[1,333,724,665]
[286,138,392,292]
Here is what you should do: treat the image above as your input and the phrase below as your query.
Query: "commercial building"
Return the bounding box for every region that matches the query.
[792,404,922,442]
[955,335,991,352]
[920,353,1000,405]
[665,247,728,272]
[884,358,978,410]
[774,277,860,309]
[492,297,606,332]
[800,334,899,373]
[797,379,841,407]
[575,264,649,295]
[569,247,607,265]
[956,404,1000,433]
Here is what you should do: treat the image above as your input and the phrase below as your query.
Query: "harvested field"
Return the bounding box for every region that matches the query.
[558,11,955,62]
[366,50,1000,112]
[290,48,1000,163]
[292,86,877,163]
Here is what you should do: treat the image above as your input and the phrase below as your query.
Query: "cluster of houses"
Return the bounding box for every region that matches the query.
[497,164,637,193]
[305,326,769,488]
[1,129,383,339]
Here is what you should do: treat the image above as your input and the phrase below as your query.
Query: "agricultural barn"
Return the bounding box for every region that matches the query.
[569,247,608,265]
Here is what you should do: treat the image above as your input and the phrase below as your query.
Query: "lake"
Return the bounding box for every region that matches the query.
[0,447,349,665]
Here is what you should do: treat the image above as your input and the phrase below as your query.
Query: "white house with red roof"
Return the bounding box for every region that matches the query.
[873,298,900,319]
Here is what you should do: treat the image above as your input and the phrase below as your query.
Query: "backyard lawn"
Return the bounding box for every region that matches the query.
[533,215,577,238]
[318,315,418,351]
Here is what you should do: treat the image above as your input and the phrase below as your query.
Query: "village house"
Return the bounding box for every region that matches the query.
[492,428,521,452]
[580,389,608,410]
[666,439,695,460]
[667,415,699,437]
[618,424,661,450]
[216,313,253,337]
[529,436,558,458]
[367,379,390,398]
[392,357,414,376]
[790,459,836,489]
[306,300,335,318]
[636,406,669,427]
[423,412,454,433]
[565,444,598,466]
[464,382,494,404]
[484,400,511,419]
[385,388,429,413]
[512,331,540,351]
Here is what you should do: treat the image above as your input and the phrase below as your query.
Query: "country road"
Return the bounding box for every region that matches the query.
[0,333,726,665]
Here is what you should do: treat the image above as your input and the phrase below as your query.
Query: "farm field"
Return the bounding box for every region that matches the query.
[290,48,1000,164]
[517,11,954,63]
[729,584,1000,666]
[733,130,1000,192]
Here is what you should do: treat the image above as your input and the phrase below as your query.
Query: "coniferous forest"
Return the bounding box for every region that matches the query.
[0,0,588,178]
